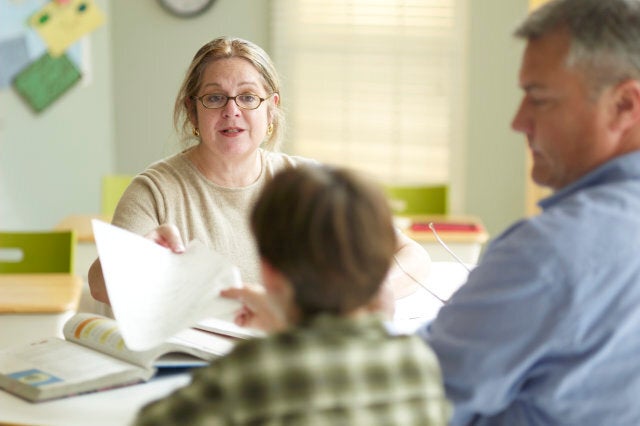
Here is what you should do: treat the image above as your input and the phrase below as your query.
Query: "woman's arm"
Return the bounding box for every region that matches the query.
[386,229,432,299]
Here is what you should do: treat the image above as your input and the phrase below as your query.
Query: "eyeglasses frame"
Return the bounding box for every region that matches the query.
[191,93,275,110]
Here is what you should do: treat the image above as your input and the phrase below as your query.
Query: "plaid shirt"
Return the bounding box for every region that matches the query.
[135,314,450,425]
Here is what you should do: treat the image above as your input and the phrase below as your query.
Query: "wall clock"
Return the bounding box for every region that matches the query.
[157,0,216,18]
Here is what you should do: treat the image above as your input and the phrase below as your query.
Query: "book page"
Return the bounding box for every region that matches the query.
[196,317,265,340]
[122,327,237,369]
[63,313,236,369]
[0,338,151,401]
[92,220,242,351]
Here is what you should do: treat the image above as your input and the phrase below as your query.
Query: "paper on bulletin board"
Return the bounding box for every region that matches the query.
[0,0,91,89]
[28,0,104,57]
[12,52,81,113]
[0,35,30,87]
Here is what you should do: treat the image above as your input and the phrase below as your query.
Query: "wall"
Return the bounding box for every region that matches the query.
[0,0,113,230]
[0,0,529,240]
[464,0,529,237]
[110,0,270,174]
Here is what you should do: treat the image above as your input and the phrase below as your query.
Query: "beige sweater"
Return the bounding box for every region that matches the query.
[112,149,315,284]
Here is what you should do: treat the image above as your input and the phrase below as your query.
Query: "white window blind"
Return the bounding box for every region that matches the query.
[271,0,465,186]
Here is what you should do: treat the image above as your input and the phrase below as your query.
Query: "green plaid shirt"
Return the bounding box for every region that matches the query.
[135,314,450,425]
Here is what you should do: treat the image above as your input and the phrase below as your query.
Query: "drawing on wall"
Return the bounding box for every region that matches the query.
[0,0,105,113]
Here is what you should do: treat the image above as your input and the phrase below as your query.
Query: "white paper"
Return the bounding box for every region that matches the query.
[91,220,242,351]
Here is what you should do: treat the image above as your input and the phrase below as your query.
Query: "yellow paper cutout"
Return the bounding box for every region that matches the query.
[29,0,105,57]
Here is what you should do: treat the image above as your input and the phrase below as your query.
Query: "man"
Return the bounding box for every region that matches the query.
[419,0,640,424]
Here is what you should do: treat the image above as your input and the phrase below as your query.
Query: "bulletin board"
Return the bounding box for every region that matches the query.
[0,0,105,113]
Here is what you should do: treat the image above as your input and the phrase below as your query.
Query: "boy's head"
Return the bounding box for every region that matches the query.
[251,165,396,319]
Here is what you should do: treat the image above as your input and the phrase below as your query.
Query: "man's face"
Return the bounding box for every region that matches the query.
[511,29,611,190]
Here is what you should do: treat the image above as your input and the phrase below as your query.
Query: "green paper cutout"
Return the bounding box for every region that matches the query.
[13,53,81,113]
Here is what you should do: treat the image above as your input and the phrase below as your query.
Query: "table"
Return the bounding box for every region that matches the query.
[0,371,191,426]
[55,214,109,313]
[0,262,469,426]
[54,214,111,244]
[0,274,82,314]
[0,273,83,355]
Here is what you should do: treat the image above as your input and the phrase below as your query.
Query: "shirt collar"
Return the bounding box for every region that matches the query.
[539,151,640,210]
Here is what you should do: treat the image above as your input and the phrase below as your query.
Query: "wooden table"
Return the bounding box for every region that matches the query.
[0,262,467,426]
[55,214,110,243]
[0,274,82,313]
[55,214,112,313]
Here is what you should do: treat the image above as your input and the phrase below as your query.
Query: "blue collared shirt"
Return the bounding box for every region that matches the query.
[419,151,640,425]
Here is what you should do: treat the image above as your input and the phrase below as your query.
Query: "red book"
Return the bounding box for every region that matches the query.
[410,222,481,232]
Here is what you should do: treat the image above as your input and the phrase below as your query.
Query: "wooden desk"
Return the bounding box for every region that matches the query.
[0,274,82,313]
[55,214,110,313]
[0,262,467,426]
[55,214,110,243]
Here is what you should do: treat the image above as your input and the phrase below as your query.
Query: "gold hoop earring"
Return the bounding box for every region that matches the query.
[192,127,200,137]
[266,123,274,137]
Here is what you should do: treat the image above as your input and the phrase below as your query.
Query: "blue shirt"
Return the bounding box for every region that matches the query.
[419,151,640,425]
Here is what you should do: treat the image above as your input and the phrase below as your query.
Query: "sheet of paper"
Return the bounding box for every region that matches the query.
[12,51,81,112]
[0,35,30,88]
[91,220,242,351]
[28,0,105,57]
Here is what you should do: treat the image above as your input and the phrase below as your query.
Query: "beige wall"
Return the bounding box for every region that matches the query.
[110,0,270,174]
[465,0,529,236]
[0,0,113,230]
[1,0,530,239]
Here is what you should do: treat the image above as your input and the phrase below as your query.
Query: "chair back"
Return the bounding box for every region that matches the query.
[102,174,133,217]
[0,231,76,273]
[385,184,448,216]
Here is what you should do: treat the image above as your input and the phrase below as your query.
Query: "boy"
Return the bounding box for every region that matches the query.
[135,165,450,425]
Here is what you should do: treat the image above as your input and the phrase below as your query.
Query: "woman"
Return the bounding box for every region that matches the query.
[89,36,430,308]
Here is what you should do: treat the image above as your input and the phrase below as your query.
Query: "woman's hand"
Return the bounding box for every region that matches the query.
[145,224,186,253]
[386,230,431,299]
[220,285,287,333]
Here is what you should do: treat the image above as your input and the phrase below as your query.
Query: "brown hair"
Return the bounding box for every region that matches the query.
[251,165,396,319]
[174,36,284,150]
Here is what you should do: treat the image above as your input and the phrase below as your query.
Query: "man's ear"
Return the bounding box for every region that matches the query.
[609,79,640,137]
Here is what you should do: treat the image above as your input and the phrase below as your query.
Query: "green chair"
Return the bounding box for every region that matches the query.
[101,174,133,217]
[384,184,449,216]
[0,231,76,273]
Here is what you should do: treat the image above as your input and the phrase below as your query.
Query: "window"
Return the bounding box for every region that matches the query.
[271,0,466,188]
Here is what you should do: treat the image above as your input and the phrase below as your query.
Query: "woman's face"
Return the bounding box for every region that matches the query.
[190,57,278,161]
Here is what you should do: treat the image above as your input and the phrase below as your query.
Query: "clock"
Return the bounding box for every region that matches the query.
[157,0,216,18]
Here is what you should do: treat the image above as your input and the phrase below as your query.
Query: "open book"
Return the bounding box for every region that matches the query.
[0,313,235,402]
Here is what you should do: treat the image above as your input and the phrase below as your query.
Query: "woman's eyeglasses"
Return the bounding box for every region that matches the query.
[191,93,275,110]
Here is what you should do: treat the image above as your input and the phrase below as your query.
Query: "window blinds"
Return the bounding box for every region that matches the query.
[271,0,464,185]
